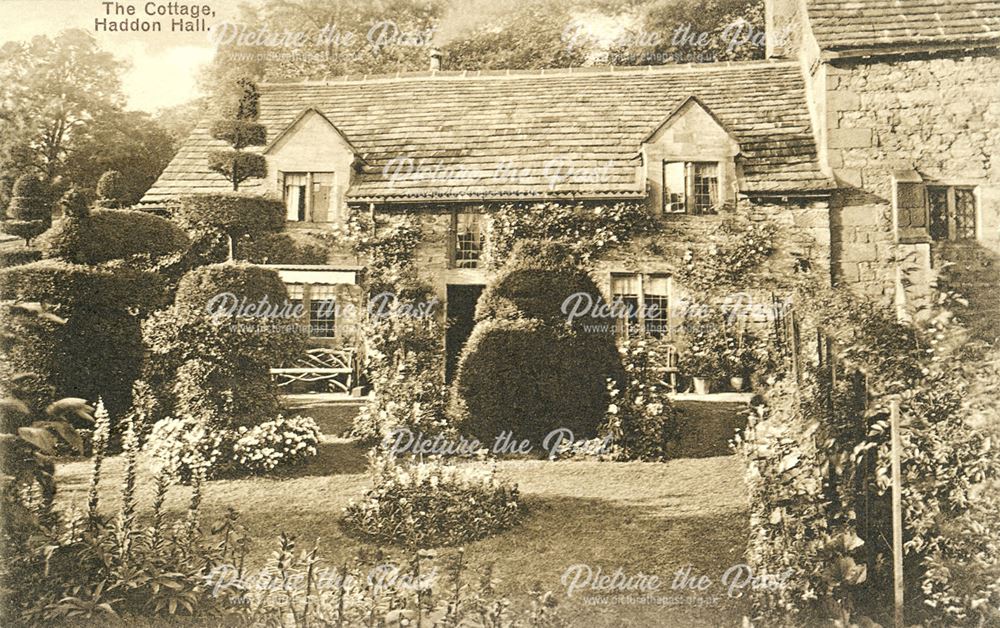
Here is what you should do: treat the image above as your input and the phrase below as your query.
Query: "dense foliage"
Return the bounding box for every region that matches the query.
[93,170,128,209]
[602,338,679,461]
[0,260,164,428]
[351,286,451,445]
[206,79,267,191]
[736,287,1000,626]
[140,262,304,432]
[343,454,522,549]
[171,193,284,260]
[39,209,190,268]
[2,174,52,246]
[453,242,623,448]
[483,200,655,269]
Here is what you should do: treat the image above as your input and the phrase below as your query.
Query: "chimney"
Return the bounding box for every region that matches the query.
[765,0,803,59]
[430,48,442,71]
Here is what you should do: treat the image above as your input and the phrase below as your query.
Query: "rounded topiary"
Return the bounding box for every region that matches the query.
[239,232,329,265]
[452,242,623,450]
[40,209,189,266]
[95,170,128,209]
[58,186,91,219]
[173,261,289,313]
[3,175,52,245]
[0,260,163,426]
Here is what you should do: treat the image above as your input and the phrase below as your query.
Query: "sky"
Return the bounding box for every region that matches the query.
[0,0,247,112]
[0,0,631,114]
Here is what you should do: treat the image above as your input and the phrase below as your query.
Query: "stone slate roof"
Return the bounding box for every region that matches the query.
[142,61,830,206]
[808,0,1000,52]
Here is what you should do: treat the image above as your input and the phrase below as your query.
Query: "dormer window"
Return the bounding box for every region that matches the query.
[663,161,720,214]
[283,172,337,222]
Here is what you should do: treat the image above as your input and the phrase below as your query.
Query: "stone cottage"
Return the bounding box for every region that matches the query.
[142,0,1000,380]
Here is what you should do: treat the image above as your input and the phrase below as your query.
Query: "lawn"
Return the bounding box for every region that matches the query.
[55,436,750,627]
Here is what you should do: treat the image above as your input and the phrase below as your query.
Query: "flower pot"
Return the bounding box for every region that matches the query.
[729,376,745,392]
[692,376,711,395]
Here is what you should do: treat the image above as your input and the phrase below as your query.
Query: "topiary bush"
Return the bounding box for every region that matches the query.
[0,249,42,268]
[171,193,284,260]
[342,454,522,548]
[2,174,52,246]
[94,170,129,209]
[57,186,90,219]
[239,232,329,265]
[39,209,189,267]
[140,262,305,440]
[0,260,164,430]
[452,242,623,449]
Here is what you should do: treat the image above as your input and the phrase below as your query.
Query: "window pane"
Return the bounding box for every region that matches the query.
[928,187,949,241]
[612,274,640,339]
[308,285,336,338]
[692,162,719,214]
[663,162,686,213]
[455,213,482,268]
[954,188,977,240]
[284,174,307,222]
[644,275,670,338]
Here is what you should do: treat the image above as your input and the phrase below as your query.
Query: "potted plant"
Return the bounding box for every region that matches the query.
[678,330,721,395]
[722,330,761,392]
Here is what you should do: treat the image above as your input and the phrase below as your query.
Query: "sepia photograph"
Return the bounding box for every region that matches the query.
[0,0,999,626]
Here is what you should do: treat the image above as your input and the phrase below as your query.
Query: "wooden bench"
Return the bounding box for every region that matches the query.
[271,348,356,393]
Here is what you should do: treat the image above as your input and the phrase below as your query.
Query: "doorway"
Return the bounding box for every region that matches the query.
[445,284,484,383]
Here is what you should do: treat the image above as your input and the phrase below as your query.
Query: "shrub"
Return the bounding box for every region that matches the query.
[145,415,227,483]
[2,174,52,245]
[453,243,622,449]
[239,232,329,264]
[39,209,190,267]
[602,338,679,461]
[94,170,128,209]
[232,415,321,473]
[57,186,90,218]
[173,260,288,312]
[352,288,450,445]
[0,249,42,268]
[0,260,164,426]
[342,454,522,548]
[141,263,306,474]
[171,193,284,260]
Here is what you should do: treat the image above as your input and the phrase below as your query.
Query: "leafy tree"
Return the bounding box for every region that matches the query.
[0,30,124,182]
[62,112,177,207]
[207,79,267,191]
[1,175,51,246]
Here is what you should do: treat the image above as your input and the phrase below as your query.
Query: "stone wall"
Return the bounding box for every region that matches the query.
[819,50,1000,319]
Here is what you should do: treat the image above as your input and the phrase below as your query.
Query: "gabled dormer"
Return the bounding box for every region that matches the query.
[641,96,740,216]
[264,108,362,225]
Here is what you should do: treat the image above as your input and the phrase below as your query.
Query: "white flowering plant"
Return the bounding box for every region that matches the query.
[232,415,321,473]
[145,414,320,483]
[600,337,679,461]
[342,453,522,548]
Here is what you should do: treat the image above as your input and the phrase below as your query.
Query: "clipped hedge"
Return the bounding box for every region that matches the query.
[239,232,328,265]
[209,119,267,148]
[0,249,42,268]
[172,193,283,236]
[454,318,621,447]
[140,262,306,431]
[39,210,190,266]
[0,259,165,312]
[206,151,267,184]
[453,241,623,449]
[173,261,289,313]
[475,241,603,325]
[0,260,160,424]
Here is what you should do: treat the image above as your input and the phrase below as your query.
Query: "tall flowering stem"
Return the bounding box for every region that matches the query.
[87,397,110,525]
[116,412,140,561]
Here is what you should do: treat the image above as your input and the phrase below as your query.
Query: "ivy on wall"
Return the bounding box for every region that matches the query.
[482,200,656,270]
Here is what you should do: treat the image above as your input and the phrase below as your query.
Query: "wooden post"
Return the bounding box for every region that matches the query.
[890,399,905,628]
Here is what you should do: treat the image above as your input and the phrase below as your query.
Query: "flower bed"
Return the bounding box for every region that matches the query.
[342,454,522,548]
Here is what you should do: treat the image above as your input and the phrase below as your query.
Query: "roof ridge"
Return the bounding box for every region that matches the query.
[259,59,799,88]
